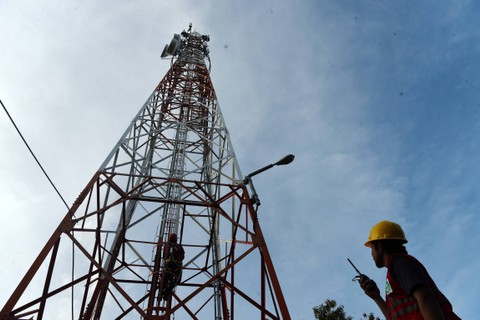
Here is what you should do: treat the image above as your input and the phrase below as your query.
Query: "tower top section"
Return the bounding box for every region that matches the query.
[161,23,210,64]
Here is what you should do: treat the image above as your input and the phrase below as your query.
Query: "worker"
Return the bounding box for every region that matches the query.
[358,220,460,319]
[161,233,185,300]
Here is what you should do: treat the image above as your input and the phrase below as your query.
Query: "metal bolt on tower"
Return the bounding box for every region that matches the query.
[0,25,292,320]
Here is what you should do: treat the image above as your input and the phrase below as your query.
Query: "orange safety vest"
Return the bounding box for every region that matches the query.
[385,254,460,320]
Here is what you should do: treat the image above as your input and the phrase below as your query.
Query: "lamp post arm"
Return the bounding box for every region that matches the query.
[244,164,274,182]
[242,153,294,204]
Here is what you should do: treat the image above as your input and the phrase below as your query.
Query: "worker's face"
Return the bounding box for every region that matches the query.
[370,243,384,268]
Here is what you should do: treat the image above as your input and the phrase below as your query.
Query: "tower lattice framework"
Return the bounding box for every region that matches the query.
[0,26,291,320]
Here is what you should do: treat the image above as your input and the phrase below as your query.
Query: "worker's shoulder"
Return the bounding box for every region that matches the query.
[391,253,418,263]
[390,254,424,273]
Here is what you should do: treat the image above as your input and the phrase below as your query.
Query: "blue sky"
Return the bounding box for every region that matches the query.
[1,1,479,319]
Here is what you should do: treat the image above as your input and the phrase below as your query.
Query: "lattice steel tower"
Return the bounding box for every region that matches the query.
[1,25,291,320]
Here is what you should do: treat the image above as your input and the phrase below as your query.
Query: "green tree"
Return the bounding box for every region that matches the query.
[313,299,352,320]
[313,299,380,320]
[361,313,381,320]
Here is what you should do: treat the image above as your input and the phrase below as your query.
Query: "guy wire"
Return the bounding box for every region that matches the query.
[1,99,70,211]
[2,98,78,319]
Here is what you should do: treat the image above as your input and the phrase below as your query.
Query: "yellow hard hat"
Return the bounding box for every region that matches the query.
[365,220,408,247]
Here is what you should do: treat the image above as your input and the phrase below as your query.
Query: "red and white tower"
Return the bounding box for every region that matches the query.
[1,25,292,320]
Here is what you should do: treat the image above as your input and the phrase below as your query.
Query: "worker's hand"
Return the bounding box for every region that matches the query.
[359,274,381,300]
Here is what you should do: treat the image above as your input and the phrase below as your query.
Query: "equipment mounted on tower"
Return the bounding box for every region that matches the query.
[161,23,210,60]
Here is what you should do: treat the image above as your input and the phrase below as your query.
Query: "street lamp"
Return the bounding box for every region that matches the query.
[243,154,295,183]
[243,154,295,206]
[241,154,294,319]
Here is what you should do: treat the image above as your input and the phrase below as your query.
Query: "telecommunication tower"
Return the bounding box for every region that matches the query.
[1,25,292,320]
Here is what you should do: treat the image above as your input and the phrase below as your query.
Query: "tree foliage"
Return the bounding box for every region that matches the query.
[361,313,381,320]
[313,299,352,320]
[313,299,380,320]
